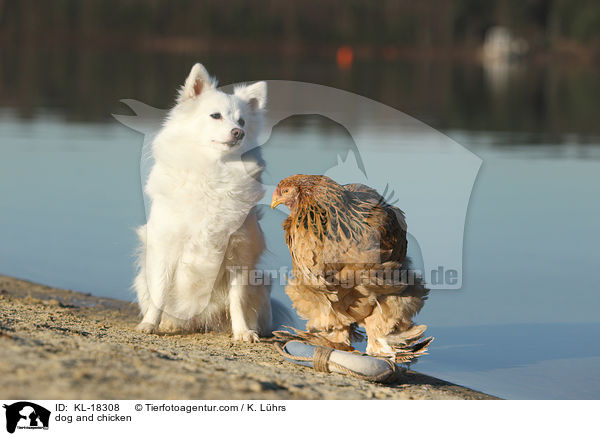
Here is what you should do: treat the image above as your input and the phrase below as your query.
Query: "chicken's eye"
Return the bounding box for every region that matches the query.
[238,118,245,127]
[210,113,222,119]
[283,188,290,194]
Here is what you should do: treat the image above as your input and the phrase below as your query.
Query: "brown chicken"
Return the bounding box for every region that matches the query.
[271,174,431,362]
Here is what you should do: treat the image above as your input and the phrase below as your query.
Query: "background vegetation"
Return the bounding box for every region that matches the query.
[1,0,599,134]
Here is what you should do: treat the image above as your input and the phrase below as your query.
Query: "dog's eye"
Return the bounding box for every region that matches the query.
[210,113,222,119]
[238,118,245,127]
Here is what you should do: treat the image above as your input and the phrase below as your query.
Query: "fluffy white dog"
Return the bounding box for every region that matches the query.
[134,63,271,342]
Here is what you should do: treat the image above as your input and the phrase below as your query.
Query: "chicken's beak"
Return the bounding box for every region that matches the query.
[270,191,282,209]
[270,198,282,209]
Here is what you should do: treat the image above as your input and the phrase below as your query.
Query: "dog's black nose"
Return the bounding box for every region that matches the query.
[231,128,245,141]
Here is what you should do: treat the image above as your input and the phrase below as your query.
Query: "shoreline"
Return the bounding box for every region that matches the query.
[0,275,496,400]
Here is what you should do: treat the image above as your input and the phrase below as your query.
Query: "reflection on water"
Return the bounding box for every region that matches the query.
[1,110,599,399]
[3,48,600,136]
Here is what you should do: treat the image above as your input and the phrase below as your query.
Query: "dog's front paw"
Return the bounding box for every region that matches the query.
[233,329,260,343]
[136,322,157,334]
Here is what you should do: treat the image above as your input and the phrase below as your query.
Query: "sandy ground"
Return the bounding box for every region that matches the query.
[0,275,496,400]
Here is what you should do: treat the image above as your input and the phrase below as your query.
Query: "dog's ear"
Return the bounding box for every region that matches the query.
[178,63,216,102]
[235,81,267,111]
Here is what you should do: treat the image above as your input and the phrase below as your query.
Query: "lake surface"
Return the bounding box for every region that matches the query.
[1,108,599,400]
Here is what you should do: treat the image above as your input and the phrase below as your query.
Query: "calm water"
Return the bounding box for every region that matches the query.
[1,109,599,399]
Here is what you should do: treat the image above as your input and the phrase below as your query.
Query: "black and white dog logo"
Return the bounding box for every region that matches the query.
[3,402,50,434]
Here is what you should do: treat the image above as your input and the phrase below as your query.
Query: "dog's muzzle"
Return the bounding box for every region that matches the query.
[225,128,245,147]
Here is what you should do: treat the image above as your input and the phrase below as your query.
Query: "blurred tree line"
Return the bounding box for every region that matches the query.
[0,0,599,134]
[1,0,600,54]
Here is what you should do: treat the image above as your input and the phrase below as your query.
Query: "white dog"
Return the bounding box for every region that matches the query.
[134,63,271,342]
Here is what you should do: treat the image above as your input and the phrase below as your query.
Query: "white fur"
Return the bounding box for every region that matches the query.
[134,63,271,341]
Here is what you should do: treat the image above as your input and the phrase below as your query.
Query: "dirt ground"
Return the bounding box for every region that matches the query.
[0,275,496,400]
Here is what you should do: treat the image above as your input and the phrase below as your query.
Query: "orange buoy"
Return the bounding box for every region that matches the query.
[336,45,354,69]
